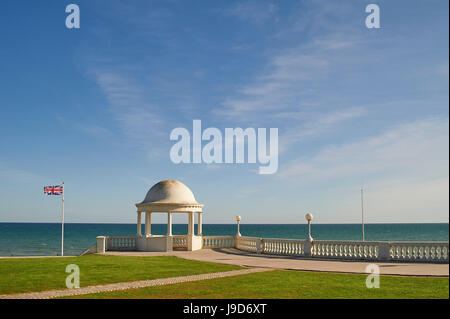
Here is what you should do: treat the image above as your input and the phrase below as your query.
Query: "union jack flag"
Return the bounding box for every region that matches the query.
[44,184,64,195]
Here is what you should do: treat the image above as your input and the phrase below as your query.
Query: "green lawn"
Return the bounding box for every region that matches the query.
[0,255,242,295]
[1,255,448,299]
[65,270,449,299]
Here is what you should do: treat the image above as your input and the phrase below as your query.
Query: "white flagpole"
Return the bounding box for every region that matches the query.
[61,182,64,256]
[361,187,365,241]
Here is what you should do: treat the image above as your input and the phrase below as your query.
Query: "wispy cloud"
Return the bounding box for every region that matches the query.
[225,1,278,25]
[91,70,165,149]
[215,50,330,118]
[213,0,371,124]
[77,124,113,138]
[0,162,54,185]
[279,117,449,181]
[312,33,362,50]
[279,107,365,152]
[214,31,365,121]
[55,112,113,139]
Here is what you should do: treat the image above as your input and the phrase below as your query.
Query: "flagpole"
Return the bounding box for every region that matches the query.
[361,187,365,241]
[61,182,64,257]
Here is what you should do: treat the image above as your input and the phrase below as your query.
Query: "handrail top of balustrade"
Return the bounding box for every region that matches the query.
[202,235,235,239]
[312,240,449,245]
[240,236,383,244]
[260,237,307,242]
[241,237,449,245]
[388,241,449,245]
[106,236,137,239]
[313,240,386,244]
[238,236,261,240]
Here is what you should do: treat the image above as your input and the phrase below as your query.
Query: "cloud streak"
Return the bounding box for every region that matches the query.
[225,0,278,25]
[90,70,166,149]
[279,107,365,152]
[280,117,449,182]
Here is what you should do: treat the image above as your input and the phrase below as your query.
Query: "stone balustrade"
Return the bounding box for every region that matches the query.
[202,236,235,249]
[262,238,305,256]
[105,236,137,251]
[235,236,448,263]
[92,235,448,263]
[389,242,448,263]
[236,237,305,255]
[236,236,259,253]
[312,240,381,260]
[172,235,187,248]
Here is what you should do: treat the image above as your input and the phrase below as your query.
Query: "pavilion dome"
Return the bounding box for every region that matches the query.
[140,180,199,205]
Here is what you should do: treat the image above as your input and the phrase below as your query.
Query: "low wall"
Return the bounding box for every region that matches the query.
[137,236,173,252]
[202,236,235,249]
[106,236,137,251]
[236,236,449,263]
[93,235,449,263]
[173,235,187,249]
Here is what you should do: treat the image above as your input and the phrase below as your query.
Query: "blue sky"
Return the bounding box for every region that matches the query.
[0,0,448,224]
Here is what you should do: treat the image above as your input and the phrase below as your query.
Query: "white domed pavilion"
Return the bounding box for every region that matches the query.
[95,179,238,254]
[140,180,200,205]
[135,180,204,252]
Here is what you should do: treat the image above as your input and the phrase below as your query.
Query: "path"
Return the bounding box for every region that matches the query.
[0,267,270,299]
[104,248,449,277]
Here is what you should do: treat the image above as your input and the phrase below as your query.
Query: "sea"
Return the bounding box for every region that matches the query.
[0,223,448,257]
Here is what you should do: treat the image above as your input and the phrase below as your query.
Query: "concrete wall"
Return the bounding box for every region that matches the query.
[137,235,173,252]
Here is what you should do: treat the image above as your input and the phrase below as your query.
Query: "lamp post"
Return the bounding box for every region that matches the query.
[305,213,313,242]
[236,215,241,237]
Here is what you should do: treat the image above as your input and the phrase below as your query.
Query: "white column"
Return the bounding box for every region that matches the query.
[378,242,391,261]
[145,212,151,236]
[237,220,241,237]
[137,212,142,237]
[197,212,202,236]
[187,213,191,235]
[307,220,312,241]
[304,240,312,257]
[188,212,194,235]
[96,236,106,253]
[167,211,173,236]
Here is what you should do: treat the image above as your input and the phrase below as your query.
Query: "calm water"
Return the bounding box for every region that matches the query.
[0,223,448,257]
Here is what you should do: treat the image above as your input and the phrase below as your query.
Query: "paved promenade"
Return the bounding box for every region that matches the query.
[0,267,270,299]
[104,248,449,277]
